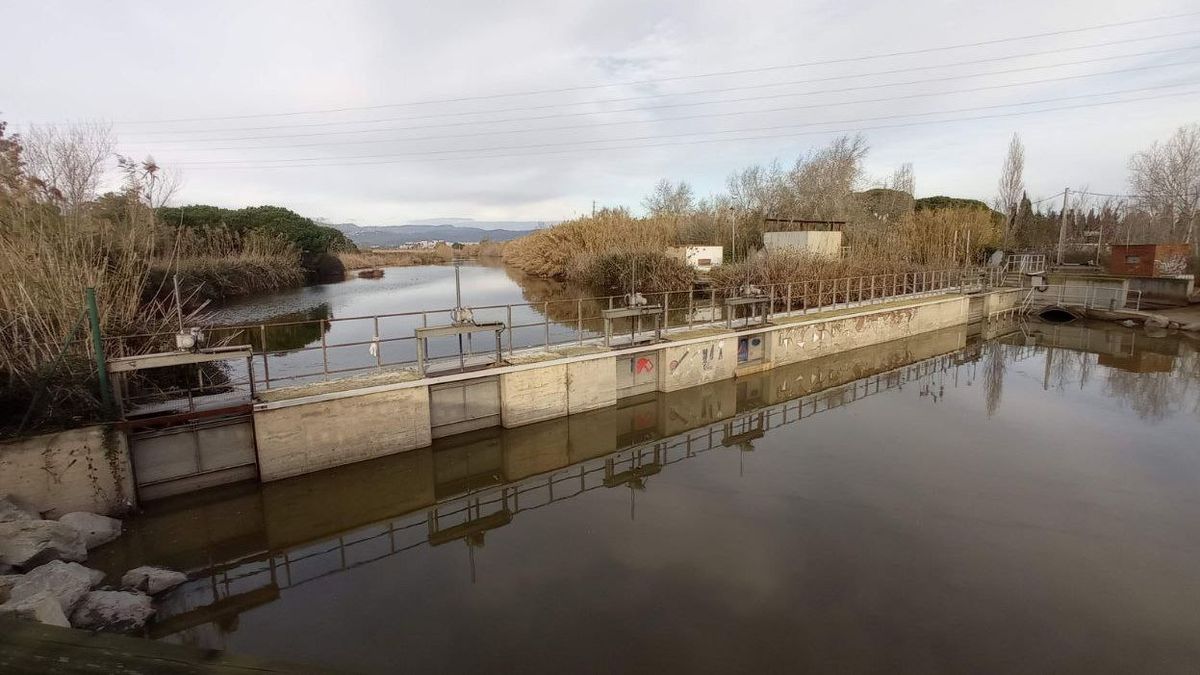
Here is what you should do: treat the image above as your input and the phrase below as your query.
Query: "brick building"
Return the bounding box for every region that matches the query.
[1107,243,1192,277]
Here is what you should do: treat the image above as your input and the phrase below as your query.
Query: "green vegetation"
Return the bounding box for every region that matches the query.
[914,195,995,213]
[159,204,353,255]
[0,120,346,436]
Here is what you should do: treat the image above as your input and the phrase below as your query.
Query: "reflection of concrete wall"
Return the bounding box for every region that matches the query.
[501,417,571,481]
[88,485,266,580]
[763,231,843,257]
[255,387,431,481]
[262,447,434,550]
[658,379,738,435]
[0,425,135,517]
[566,407,619,465]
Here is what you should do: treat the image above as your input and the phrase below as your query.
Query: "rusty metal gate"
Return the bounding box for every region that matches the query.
[128,410,258,501]
[429,376,501,438]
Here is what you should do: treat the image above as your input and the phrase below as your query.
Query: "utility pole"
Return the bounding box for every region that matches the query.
[729,206,737,264]
[591,200,596,217]
[1055,187,1070,266]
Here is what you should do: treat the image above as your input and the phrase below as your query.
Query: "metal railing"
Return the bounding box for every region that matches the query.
[102,267,993,391]
[1021,284,1142,313]
[1004,254,1047,274]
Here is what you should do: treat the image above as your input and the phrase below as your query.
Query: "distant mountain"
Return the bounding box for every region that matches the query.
[328,220,549,247]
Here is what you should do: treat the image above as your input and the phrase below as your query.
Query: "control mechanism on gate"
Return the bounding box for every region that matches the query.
[413,261,507,377]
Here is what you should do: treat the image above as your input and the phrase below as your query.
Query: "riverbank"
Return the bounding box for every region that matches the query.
[338,242,506,271]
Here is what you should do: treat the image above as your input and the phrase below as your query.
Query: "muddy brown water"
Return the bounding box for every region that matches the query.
[92,320,1200,674]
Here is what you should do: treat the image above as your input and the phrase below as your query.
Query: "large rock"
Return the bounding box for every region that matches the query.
[0,496,37,523]
[58,512,122,550]
[8,560,104,615]
[0,590,70,627]
[0,520,87,570]
[122,566,187,596]
[70,590,155,632]
[1144,315,1170,329]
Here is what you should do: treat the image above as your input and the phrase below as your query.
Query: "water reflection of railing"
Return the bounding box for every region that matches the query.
[165,349,965,634]
[106,268,994,390]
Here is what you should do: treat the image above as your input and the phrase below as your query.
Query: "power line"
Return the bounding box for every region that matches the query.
[131,81,1199,155]
[109,10,1200,125]
[118,31,1200,137]
[121,56,1200,149]
[170,87,1200,169]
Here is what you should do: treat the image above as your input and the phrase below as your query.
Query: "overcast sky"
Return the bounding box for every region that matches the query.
[3,0,1198,225]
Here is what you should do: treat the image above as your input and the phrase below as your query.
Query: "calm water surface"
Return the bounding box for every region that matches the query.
[94,320,1200,674]
[207,262,589,384]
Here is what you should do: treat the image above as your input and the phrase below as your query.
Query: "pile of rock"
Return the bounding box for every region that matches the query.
[0,496,186,632]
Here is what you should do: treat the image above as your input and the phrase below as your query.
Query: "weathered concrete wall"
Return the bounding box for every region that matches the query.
[658,338,737,392]
[769,297,967,367]
[254,387,431,481]
[500,365,568,427]
[763,231,843,257]
[984,288,1024,315]
[1125,275,1194,306]
[567,357,616,414]
[1038,275,1129,308]
[0,425,135,517]
[236,292,986,487]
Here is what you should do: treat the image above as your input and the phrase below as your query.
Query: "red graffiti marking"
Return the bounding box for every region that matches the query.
[635,357,655,374]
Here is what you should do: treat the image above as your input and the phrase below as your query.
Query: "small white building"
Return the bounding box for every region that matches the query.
[666,245,724,272]
[762,231,843,257]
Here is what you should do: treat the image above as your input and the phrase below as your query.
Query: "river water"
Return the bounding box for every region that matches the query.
[206,261,594,386]
[92,318,1200,673]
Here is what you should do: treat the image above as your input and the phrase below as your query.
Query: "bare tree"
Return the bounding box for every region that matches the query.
[996,133,1025,249]
[117,155,181,209]
[1128,123,1200,245]
[890,162,915,195]
[642,178,694,218]
[22,122,114,211]
[784,134,870,219]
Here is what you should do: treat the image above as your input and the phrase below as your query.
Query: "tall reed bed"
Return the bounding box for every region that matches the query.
[0,203,185,433]
[151,226,304,302]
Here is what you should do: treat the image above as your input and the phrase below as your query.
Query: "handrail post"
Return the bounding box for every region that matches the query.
[577,298,583,344]
[260,324,270,389]
[507,305,513,356]
[320,321,330,375]
[85,288,114,417]
[663,292,670,330]
[688,290,694,328]
[786,283,792,314]
[544,302,550,348]
[373,316,382,367]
